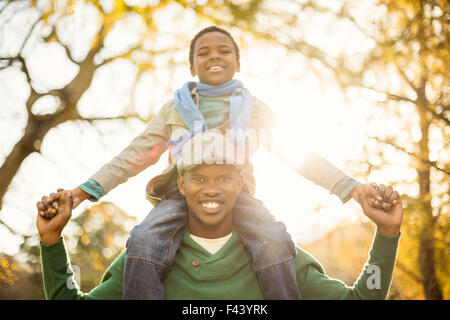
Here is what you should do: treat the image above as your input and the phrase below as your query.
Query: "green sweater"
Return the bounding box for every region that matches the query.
[40,228,400,300]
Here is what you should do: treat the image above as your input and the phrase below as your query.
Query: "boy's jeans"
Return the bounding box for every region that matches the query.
[123,191,301,300]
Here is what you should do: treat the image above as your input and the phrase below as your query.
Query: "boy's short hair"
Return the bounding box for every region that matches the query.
[189,26,240,68]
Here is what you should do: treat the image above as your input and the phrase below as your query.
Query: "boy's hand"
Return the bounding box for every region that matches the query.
[36,190,73,245]
[369,183,398,211]
[37,187,89,219]
[356,183,403,237]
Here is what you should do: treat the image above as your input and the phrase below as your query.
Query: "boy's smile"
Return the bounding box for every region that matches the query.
[190,31,240,85]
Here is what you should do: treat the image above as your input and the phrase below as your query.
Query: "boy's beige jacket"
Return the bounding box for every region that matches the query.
[90,90,276,204]
[90,90,348,205]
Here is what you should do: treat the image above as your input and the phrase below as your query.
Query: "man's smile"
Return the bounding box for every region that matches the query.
[179,163,242,238]
[199,199,224,213]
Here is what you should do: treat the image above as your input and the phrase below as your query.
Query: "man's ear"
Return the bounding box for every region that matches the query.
[177,175,186,196]
[237,172,243,192]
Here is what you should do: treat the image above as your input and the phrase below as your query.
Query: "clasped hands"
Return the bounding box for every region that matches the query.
[36,182,403,245]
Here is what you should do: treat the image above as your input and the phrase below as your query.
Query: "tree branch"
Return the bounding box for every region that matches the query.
[42,25,79,65]
[97,42,175,68]
[424,103,450,126]
[364,86,416,104]
[16,56,31,82]
[336,3,380,44]
[371,136,450,175]
[0,56,16,71]
[0,1,12,16]
[58,39,78,64]
[97,46,141,67]
[18,14,41,55]
[79,114,149,123]
[193,5,340,77]
[0,218,22,236]
[393,61,449,125]
[394,60,418,92]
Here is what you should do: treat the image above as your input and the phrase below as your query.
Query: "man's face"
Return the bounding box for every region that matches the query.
[190,31,240,86]
[178,164,242,238]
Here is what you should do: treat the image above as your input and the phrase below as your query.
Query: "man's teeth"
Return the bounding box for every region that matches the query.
[202,202,219,209]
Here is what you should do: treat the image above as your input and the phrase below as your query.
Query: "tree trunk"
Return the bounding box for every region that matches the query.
[0,37,103,210]
[418,228,443,299]
[416,79,443,300]
[0,123,37,209]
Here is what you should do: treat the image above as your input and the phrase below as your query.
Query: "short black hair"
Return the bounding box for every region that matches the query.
[189,26,240,68]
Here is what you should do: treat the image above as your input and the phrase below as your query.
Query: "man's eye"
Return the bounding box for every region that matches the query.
[192,177,204,183]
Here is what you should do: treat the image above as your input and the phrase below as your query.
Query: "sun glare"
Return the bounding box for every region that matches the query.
[0,1,396,254]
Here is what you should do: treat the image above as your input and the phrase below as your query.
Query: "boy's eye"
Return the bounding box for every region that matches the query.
[218,176,232,183]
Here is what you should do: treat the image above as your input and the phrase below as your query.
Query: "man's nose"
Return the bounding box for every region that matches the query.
[202,181,221,196]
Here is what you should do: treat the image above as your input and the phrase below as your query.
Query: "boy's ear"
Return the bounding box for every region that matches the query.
[190,65,196,77]
[236,61,240,73]
[177,175,186,196]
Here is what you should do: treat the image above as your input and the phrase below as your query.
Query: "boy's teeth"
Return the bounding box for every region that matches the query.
[210,66,222,71]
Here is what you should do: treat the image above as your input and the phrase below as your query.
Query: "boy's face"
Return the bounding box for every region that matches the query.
[190,31,240,86]
[177,164,242,238]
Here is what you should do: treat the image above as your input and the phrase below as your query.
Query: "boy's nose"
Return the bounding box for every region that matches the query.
[209,50,221,60]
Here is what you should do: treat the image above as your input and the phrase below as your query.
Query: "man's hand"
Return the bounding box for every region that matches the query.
[36,190,73,245]
[37,187,89,219]
[356,184,403,237]
[369,183,399,210]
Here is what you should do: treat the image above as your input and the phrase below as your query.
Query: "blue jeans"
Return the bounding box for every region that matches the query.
[123,191,300,299]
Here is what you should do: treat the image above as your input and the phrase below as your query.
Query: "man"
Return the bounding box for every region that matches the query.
[37,133,402,300]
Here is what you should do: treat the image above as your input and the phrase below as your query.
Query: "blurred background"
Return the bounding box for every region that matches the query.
[0,0,448,299]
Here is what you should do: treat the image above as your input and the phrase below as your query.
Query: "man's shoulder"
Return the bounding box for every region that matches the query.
[293,245,326,275]
[103,250,127,278]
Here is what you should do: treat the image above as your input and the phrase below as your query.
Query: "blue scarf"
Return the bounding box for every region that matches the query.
[168,79,253,158]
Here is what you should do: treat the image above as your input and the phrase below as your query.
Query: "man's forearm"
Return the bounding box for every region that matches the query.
[346,230,400,300]
[40,233,62,246]
[40,238,86,300]
[298,229,400,300]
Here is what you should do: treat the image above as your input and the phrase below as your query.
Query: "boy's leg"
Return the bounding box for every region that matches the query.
[232,191,301,299]
[123,191,186,300]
